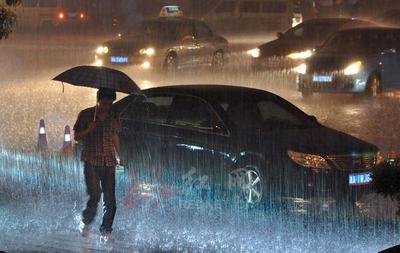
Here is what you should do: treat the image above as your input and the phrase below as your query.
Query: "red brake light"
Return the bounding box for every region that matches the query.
[58,12,64,19]
[80,13,85,19]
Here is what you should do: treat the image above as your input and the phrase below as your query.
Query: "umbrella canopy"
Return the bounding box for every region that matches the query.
[53,65,142,95]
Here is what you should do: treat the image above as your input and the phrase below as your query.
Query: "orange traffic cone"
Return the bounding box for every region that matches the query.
[37,119,48,151]
[61,125,73,155]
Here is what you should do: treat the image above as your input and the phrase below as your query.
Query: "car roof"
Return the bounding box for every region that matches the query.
[143,84,278,101]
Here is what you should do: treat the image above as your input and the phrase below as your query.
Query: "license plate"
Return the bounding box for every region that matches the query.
[68,13,77,18]
[110,56,129,63]
[313,75,332,82]
[349,172,372,186]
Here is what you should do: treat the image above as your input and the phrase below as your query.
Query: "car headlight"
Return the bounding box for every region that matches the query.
[288,150,331,171]
[140,47,155,57]
[94,59,103,67]
[96,46,109,55]
[344,61,362,75]
[287,49,313,60]
[293,63,307,74]
[247,48,260,58]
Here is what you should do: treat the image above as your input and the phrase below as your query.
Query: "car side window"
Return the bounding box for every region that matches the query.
[284,25,304,39]
[169,95,225,132]
[293,27,304,38]
[195,22,213,39]
[120,96,174,125]
[178,21,195,40]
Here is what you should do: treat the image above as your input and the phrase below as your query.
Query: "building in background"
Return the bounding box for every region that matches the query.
[88,0,400,32]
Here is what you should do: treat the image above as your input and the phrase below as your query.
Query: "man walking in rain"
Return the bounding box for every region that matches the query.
[74,88,122,242]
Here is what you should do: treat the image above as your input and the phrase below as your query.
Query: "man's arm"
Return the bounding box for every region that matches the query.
[74,121,96,141]
[112,133,122,165]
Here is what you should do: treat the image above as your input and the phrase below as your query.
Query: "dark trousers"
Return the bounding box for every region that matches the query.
[82,163,116,233]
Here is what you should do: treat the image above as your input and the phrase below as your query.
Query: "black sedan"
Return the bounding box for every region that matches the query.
[115,85,378,212]
[249,18,375,71]
[94,17,228,73]
[297,27,400,97]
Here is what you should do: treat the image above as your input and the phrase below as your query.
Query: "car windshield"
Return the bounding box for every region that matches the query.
[320,30,400,54]
[125,20,181,42]
[220,95,316,130]
[285,21,350,40]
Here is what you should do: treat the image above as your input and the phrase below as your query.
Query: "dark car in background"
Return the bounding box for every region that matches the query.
[94,17,228,73]
[249,18,375,71]
[297,27,400,97]
[115,85,378,212]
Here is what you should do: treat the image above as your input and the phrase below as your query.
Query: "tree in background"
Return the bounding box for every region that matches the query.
[0,0,20,40]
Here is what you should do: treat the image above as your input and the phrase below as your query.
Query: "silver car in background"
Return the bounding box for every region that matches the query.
[296,27,400,97]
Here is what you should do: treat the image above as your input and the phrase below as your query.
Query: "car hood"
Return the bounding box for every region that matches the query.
[258,39,288,57]
[307,52,366,72]
[104,37,163,55]
[258,38,318,58]
[260,126,377,156]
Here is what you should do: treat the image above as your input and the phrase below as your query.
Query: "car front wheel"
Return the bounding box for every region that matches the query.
[228,164,264,206]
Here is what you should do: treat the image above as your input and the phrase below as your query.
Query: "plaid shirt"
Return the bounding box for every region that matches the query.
[73,107,121,167]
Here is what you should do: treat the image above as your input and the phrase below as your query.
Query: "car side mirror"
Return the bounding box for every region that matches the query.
[277,32,284,39]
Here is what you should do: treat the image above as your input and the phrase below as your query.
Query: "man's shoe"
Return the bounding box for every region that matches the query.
[100,232,113,243]
[79,221,91,238]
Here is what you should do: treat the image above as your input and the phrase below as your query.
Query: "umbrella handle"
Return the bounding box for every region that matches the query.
[94,104,98,122]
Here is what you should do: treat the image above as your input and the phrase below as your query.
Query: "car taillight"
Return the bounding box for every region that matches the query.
[80,13,85,19]
[58,12,64,19]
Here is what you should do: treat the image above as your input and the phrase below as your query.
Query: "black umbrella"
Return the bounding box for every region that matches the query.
[53,65,142,95]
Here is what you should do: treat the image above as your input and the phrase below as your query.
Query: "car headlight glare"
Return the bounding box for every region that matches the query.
[344,61,362,75]
[288,150,331,171]
[247,48,260,58]
[96,46,109,55]
[293,63,307,74]
[94,59,103,67]
[287,49,313,60]
[141,61,151,69]
[140,47,155,56]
